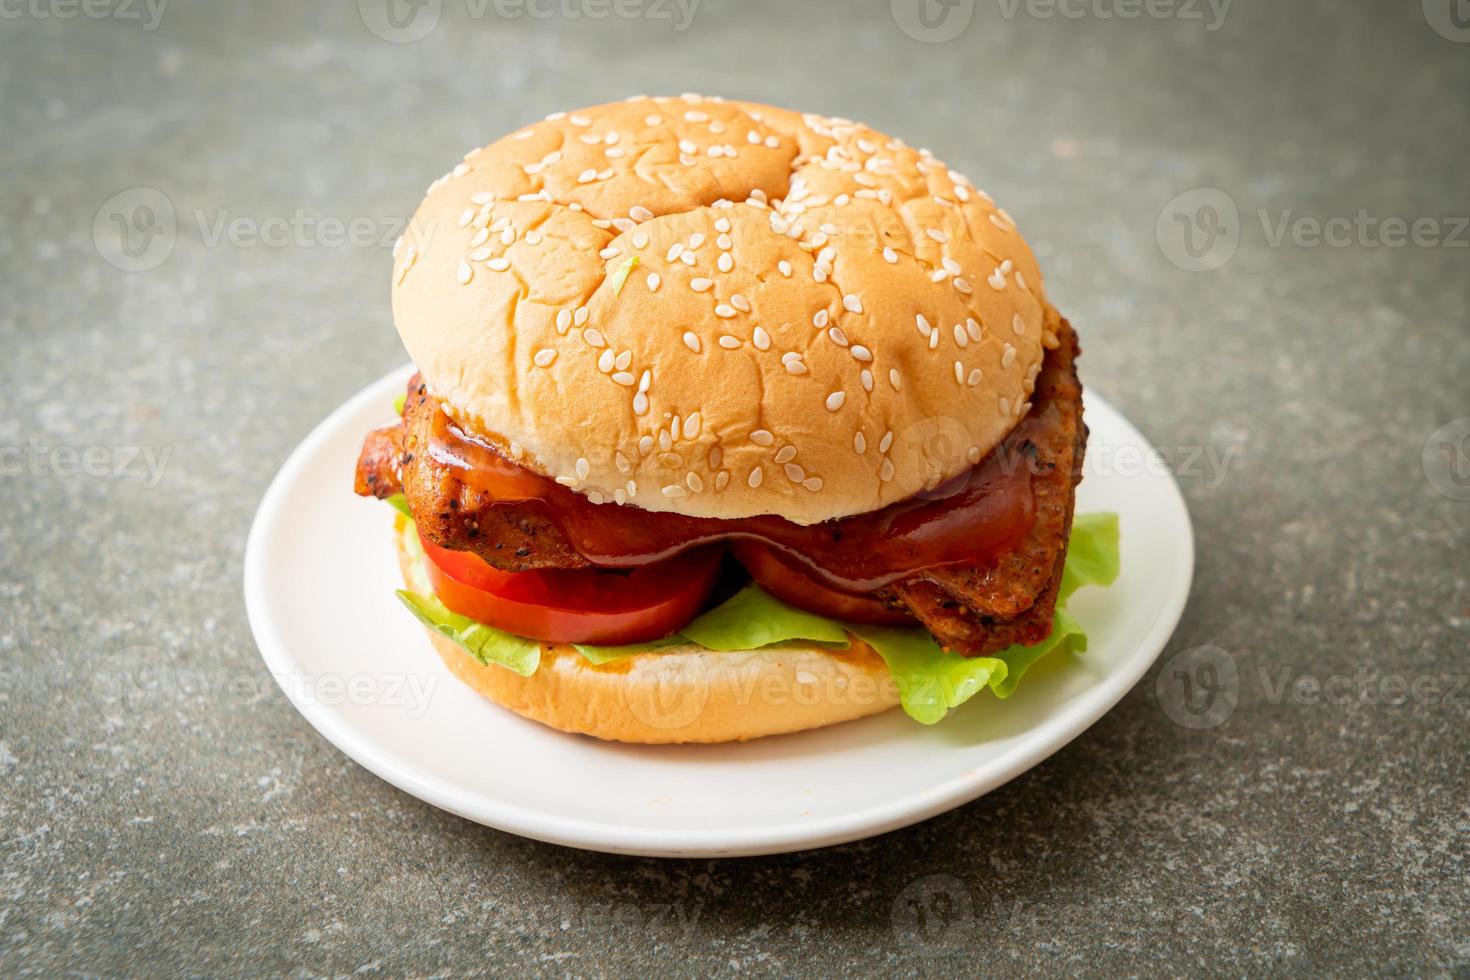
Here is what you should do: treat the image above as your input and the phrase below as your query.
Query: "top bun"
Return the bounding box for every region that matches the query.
[392,95,1054,525]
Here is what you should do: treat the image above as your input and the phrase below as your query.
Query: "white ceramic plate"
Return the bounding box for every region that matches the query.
[245,365,1192,857]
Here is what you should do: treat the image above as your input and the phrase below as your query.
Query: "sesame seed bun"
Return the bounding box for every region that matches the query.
[393,94,1052,525]
[394,530,898,743]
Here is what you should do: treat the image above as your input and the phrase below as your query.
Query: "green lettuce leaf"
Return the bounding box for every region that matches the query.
[573,636,685,665]
[1060,512,1120,601]
[679,586,850,651]
[385,493,412,518]
[848,625,1007,725]
[392,392,407,416]
[396,591,541,676]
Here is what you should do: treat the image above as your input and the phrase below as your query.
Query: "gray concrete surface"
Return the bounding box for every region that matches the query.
[2,0,1467,975]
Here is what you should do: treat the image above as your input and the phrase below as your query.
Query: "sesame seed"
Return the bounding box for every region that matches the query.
[612,371,635,386]
[775,446,797,464]
[647,273,661,291]
[718,335,741,349]
[685,413,702,438]
[639,369,651,392]
[689,233,706,249]
[954,361,965,384]
[999,396,1010,416]
[597,350,615,372]
[828,327,850,348]
[526,230,543,245]
[854,432,867,454]
[666,243,684,263]
[784,462,806,483]
[926,228,948,243]
[683,331,702,353]
[883,247,898,264]
[1015,270,1028,291]
[1002,344,1017,368]
[784,359,808,375]
[747,466,764,488]
[615,350,632,371]
[456,261,473,284]
[555,475,577,487]
[928,329,940,351]
[842,294,863,314]
[575,457,590,480]
[889,369,901,390]
[861,370,873,391]
[487,257,511,272]
[953,324,969,348]
[633,392,649,415]
[615,452,631,474]
[814,309,830,329]
[578,168,598,184]
[715,304,736,319]
[599,247,621,260]
[691,277,713,292]
[916,314,932,337]
[534,348,557,368]
[573,307,590,327]
[632,232,649,249]
[1012,314,1026,336]
[709,447,722,467]
[627,479,638,496]
[584,328,607,348]
[988,268,1008,290]
[556,309,572,331]
[967,318,982,342]
[778,260,792,277]
[803,477,823,492]
[686,472,704,493]
[752,326,771,350]
[942,257,962,276]
[765,135,779,148]
[826,391,846,411]
[879,458,895,482]
[662,485,688,498]
[750,429,774,446]
[639,435,654,455]
[879,431,894,453]
[953,277,973,295]
[731,294,751,312]
[967,368,983,386]
[458,209,474,228]
[718,252,733,273]
[715,471,730,491]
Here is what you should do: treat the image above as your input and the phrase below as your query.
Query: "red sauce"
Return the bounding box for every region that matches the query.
[426,409,1036,592]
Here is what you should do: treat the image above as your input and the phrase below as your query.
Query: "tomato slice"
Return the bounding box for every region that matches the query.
[419,532,722,645]
[730,542,918,627]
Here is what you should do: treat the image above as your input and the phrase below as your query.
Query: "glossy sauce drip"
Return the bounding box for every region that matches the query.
[426,409,1037,592]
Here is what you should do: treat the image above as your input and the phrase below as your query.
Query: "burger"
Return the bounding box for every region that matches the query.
[354,95,1118,743]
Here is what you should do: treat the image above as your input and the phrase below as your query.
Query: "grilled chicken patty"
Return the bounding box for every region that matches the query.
[357,318,1086,656]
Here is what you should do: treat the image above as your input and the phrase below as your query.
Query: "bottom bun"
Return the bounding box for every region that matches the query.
[396,533,900,743]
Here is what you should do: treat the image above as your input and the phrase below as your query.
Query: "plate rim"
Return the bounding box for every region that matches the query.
[244,364,1194,857]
